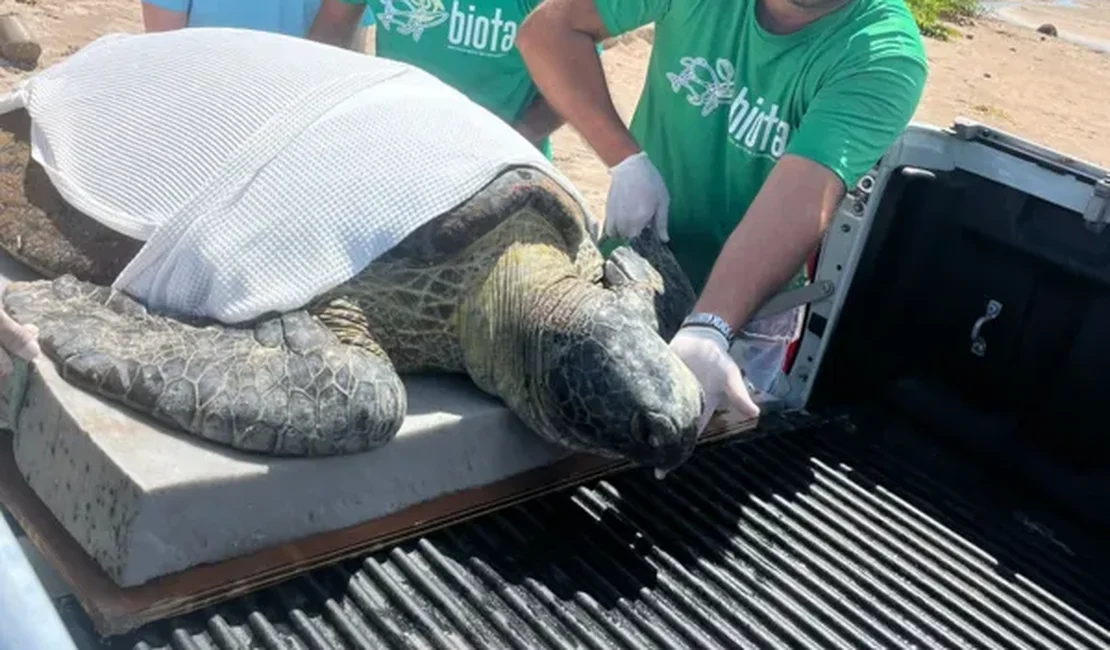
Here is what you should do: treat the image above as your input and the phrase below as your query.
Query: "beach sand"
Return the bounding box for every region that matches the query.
[0,0,1106,219]
[993,0,1110,50]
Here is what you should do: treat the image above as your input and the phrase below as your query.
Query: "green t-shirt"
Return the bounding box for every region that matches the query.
[596,0,927,293]
[341,0,555,159]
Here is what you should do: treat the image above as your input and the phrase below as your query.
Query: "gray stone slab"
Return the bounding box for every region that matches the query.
[0,253,571,588]
[12,358,570,588]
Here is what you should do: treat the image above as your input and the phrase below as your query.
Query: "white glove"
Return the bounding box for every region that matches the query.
[605,151,670,242]
[669,326,760,433]
[0,308,40,378]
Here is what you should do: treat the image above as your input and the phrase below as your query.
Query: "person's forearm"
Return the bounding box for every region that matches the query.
[141,3,188,32]
[513,94,564,145]
[308,1,363,48]
[517,7,637,166]
[308,19,357,48]
[694,154,844,331]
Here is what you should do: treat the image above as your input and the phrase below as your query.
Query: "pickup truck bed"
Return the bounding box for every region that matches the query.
[54,406,1110,649]
[16,120,1110,649]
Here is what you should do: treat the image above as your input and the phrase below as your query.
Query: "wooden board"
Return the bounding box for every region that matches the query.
[0,410,762,638]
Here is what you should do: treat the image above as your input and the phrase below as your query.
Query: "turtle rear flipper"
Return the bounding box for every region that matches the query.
[3,275,406,456]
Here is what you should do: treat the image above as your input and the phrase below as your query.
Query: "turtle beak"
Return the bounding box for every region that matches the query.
[650,447,693,480]
[635,412,696,479]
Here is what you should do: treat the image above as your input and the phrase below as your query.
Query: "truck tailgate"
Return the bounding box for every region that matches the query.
[57,410,1110,650]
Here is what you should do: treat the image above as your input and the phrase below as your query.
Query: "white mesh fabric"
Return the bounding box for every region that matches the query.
[0,28,596,324]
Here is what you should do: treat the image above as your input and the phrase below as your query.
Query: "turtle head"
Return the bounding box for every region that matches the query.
[530,294,704,473]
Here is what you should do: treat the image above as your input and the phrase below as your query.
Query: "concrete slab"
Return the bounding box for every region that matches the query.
[12,358,571,588]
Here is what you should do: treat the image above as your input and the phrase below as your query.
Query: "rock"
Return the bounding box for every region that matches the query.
[1037,23,1058,37]
[983,72,992,79]
[0,15,41,68]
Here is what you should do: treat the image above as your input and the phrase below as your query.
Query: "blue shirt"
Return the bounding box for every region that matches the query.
[144,0,374,35]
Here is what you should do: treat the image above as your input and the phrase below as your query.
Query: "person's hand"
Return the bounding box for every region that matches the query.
[0,309,40,378]
[670,326,760,433]
[604,151,670,242]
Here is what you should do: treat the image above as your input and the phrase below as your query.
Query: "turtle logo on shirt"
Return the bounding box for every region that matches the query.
[377,0,450,41]
[666,55,792,160]
[665,56,736,117]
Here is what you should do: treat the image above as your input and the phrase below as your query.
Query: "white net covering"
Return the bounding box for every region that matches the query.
[0,28,594,323]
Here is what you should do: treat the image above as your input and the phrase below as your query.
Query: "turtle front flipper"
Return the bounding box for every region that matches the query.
[604,230,697,342]
[2,275,406,456]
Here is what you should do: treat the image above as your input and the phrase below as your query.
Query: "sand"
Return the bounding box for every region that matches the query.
[992,0,1110,50]
[0,0,1106,219]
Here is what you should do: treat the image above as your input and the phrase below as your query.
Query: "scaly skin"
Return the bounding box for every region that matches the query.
[3,275,407,455]
[0,109,703,468]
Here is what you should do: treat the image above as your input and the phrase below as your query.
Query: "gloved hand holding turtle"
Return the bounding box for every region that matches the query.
[604,151,670,242]
[669,318,761,433]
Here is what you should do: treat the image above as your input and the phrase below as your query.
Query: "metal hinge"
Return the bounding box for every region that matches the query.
[951,118,989,142]
[1083,178,1110,233]
[970,299,1003,357]
[752,280,835,321]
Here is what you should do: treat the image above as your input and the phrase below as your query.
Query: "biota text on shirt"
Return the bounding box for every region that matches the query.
[375,0,519,57]
[666,57,792,161]
[725,85,790,160]
[595,0,928,295]
[666,56,793,161]
[357,0,599,160]
[447,1,518,55]
[666,56,791,160]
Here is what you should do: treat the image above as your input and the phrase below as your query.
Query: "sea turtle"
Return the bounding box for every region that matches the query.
[0,108,706,473]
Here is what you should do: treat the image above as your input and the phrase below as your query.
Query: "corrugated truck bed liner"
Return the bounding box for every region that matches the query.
[58,410,1110,649]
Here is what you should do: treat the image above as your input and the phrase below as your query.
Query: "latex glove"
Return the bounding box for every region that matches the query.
[0,308,40,378]
[670,326,760,433]
[604,151,670,242]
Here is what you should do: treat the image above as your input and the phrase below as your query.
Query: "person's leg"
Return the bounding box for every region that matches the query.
[141,1,189,31]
